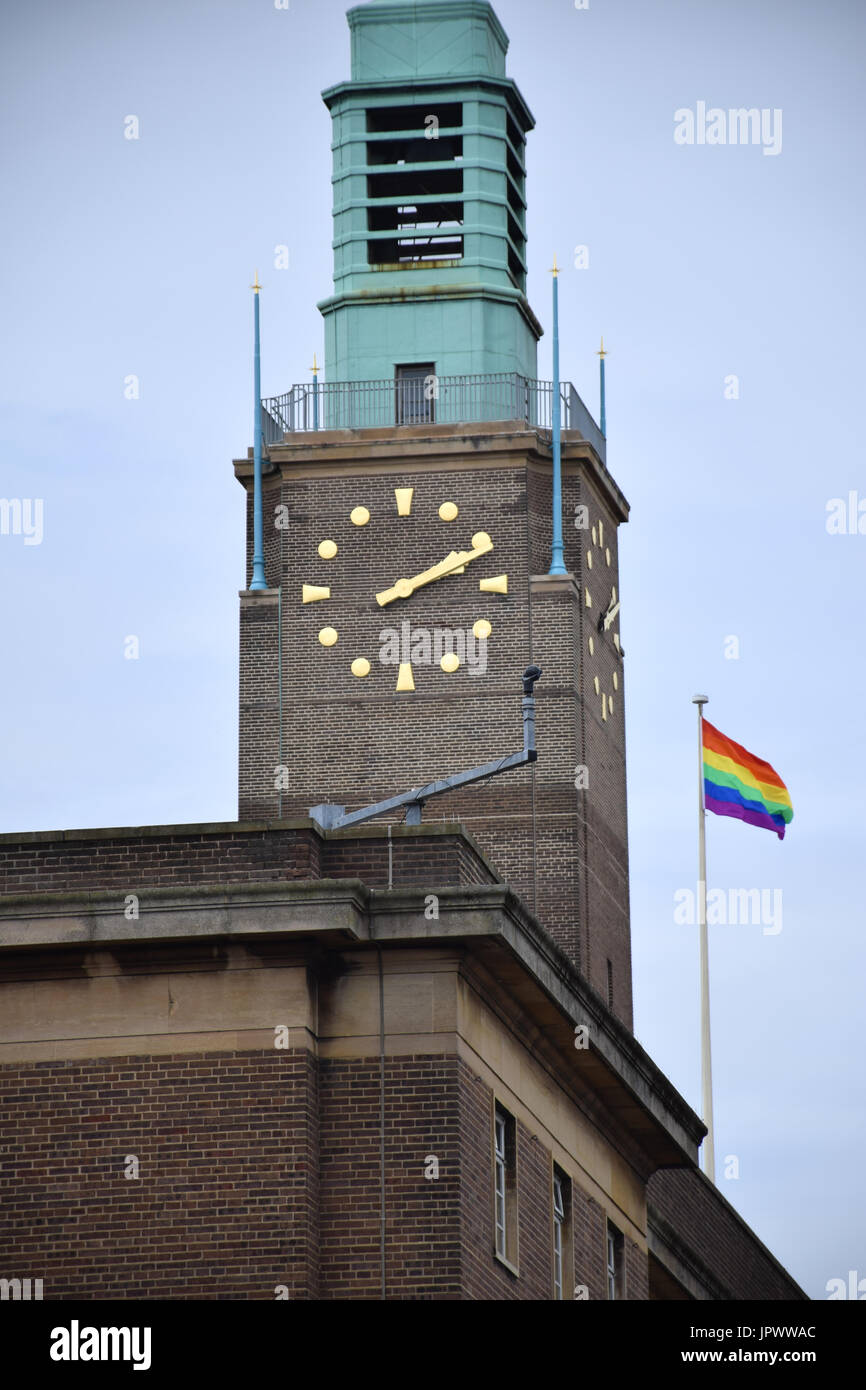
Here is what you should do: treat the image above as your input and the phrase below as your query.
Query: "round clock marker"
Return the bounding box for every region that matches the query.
[440,653,460,673]
[318,540,338,559]
[318,627,338,647]
[439,502,458,521]
[351,658,370,678]
[473,619,492,640]
[350,506,370,526]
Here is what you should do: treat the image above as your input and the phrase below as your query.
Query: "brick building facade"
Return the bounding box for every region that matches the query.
[0,821,804,1299]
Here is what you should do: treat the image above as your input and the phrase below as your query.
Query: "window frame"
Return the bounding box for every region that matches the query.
[551,1165,574,1299]
[606,1220,625,1300]
[492,1103,518,1274]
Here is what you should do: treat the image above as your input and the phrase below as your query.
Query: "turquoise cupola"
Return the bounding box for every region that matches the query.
[317,0,542,387]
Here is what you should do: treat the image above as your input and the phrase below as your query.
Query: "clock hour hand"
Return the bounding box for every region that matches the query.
[376,533,493,607]
[603,600,620,631]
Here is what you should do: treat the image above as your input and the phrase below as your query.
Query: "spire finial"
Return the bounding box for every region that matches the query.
[310,352,319,377]
[597,335,607,358]
[551,254,559,278]
[252,270,261,294]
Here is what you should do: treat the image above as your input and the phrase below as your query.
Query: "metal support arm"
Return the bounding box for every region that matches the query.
[309,666,542,832]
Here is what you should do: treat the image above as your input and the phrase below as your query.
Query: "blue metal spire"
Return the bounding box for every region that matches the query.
[598,335,607,439]
[548,257,566,575]
[249,273,267,591]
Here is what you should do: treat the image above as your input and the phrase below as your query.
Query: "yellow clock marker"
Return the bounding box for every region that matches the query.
[605,547,611,566]
[351,506,370,526]
[395,488,414,517]
[473,619,492,640]
[440,653,460,673]
[587,550,593,568]
[396,662,415,692]
[318,627,338,647]
[351,658,370,678]
[613,671,618,689]
[303,584,331,604]
[588,636,594,656]
[480,574,508,595]
[439,502,458,522]
[318,540,338,559]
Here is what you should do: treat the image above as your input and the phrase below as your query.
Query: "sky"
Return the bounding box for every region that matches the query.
[1,0,864,1301]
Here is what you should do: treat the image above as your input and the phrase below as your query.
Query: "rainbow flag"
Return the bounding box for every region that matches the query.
[702,720,793,840]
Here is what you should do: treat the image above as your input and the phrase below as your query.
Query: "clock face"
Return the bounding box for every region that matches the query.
[584,516,621,722]
[300,484,508,693]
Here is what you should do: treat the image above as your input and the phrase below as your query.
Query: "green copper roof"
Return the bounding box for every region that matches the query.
[319,0,541,384]
[346,1,509,81]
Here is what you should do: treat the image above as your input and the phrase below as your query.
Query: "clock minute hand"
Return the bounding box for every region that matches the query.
[603,600,621,631]
[376,534,493,607]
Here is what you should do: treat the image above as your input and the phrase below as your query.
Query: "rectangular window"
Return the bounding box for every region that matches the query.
[607,1222,624,1300]
[494,1112,507,1257]
[493,1104,517,1269]
[553,1173,572,1301]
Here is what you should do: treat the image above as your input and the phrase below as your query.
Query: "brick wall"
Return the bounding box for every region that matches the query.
[648,1167,804,1300]
[0,823,497,897]
[573,1185,608,1299]
[0,1049,317,1299]
[626,1233,650,1301]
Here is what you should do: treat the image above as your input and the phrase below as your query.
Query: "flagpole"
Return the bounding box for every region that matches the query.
[249,272,267,592]
[693,692,715,1182]
[548,256,566,575]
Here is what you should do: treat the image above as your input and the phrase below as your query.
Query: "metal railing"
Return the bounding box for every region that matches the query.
[260,372,605,461]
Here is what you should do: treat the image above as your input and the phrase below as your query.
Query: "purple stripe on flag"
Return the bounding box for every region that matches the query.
[704,792,786,840]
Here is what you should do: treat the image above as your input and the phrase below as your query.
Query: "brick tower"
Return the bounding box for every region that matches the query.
[237,0,632,1027]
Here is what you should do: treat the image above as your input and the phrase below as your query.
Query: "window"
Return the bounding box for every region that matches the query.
[366,103,464,267]
[494,1112,507,1257]
[607,1222,624,1300]
[552,1167,574,1299]
[493,1104,517,1268]
[395,363,435,425]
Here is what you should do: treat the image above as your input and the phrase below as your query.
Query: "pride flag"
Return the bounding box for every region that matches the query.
[702,720,793,840]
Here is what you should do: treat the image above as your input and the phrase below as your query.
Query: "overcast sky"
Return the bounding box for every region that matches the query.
[1,0,864,1301]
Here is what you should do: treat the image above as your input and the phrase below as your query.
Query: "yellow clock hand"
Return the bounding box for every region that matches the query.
[376,533,493,607]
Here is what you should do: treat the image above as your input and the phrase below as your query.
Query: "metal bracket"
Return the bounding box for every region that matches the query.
[309,665,542,832]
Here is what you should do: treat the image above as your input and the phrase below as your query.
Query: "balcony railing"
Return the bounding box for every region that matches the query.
[260,372,605,462]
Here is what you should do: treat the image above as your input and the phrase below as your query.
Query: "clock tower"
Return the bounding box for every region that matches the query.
[236,0,633,1029]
